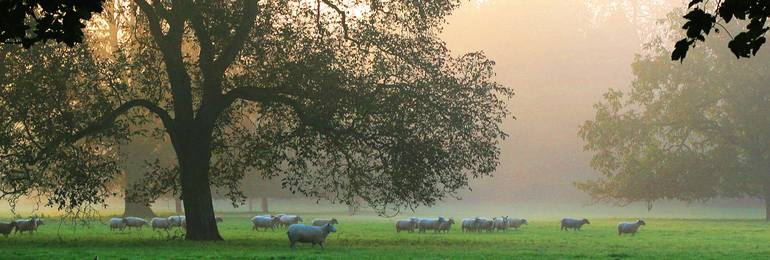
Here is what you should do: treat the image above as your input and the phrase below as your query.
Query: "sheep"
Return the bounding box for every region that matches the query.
[476,218,495,232]
[279,215,303,228]
[508,218,528,230]
[109,218,128,231]
[312,218,339,226]
[438,218,455,233]
[618,219,646,236]
[14,217,39,234]
[418,217,447,233]
[151,217,172,230]
[461,217,481,232]
[395,218,419,233]
[287,223,336,250]
[561,218,590,231]
[493,216,509,232]
[124,217,148,230]
[167,216,185,227]
[0,221,16,237]
[252,215,280,231]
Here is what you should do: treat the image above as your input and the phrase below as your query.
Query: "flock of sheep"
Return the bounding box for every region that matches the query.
[0,213,647,249]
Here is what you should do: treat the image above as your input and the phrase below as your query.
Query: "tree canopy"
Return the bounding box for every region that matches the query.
[580,12,770,217]
[673,0,770,61]
[0,0,105,48]
[0,0,512,240]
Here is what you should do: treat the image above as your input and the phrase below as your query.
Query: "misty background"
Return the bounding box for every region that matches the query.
[3,0,762,219]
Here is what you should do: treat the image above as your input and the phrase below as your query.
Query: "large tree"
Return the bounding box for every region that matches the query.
[0,0,512,240]
[579,12,770,218]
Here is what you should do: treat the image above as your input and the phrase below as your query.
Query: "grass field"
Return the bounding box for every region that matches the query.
[2,212,770,259]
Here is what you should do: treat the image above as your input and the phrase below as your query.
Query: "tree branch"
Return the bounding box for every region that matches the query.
[36,99,175,160]
[213,0,258,76]
[135,0,166,48]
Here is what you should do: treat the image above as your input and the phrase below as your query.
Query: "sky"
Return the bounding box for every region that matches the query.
[440,0,679,203]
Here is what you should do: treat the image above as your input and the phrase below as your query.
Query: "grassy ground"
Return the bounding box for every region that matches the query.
[2,213,770,259]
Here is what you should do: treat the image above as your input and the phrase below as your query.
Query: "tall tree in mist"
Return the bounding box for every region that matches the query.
[580,13,770,219]
[0,0,512,240]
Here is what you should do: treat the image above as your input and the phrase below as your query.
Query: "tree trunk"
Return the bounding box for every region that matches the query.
[765,192,770,221]
[177,130,222,241]
[124,199,155,218]
[260,197,269,213]
[175,199,183,214]
[348,204,357,216]
[120,140,156,218]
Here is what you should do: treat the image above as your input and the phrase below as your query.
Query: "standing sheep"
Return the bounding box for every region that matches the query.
[109,218,128,231]
[461,217,481,232]
[477,218,495,232]
[252,216,280,231]
[312,218,339,226]
[418,217,447,233]
[561,218,590,231]
[279,215,303,228]
[14,217,39,234]
[395,219,419,233]
[438,218,455,233]
[508,218,528,230]
[618,219,646,236]
[151,217,172,230]
[0,221,16,237]
[287,223,337,249]
[124,217,148,230]
[493,216,509,232]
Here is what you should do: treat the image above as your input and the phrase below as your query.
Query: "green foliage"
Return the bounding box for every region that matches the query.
[580,12,770,208]
[1,215,770,258]
[674,0,770,61]
[0,0,105,48]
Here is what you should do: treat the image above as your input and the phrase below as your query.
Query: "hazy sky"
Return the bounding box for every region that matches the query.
[440,0,680,202]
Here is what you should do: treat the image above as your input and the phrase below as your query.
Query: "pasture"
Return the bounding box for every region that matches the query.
[2,213,770,259]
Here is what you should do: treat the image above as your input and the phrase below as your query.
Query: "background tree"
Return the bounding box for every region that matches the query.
[0,0,106,48]
[0,0,512,241]
[579,12,770,219]
[673,0,770,61]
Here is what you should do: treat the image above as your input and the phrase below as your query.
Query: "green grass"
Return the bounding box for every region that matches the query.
[2,213,770,259]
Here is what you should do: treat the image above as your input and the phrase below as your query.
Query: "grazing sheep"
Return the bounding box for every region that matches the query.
[493,216,509,232]
[312,218,339,226]
[395,218,419,233]
[618,219,646,236]
[252,216,280,231]
[0,221,16,237]
[461,217,481,232]
[438,218,455,233]
[167,216,185,227]
[279,215,303,228]
[109,218,128,231]
[124,217,148,230]
[477,218,495,232]
[287,223,337,249]
[418,217,447,233]
[14,217,39,234]
[508,218,528,230]
[151,217,172,230]
[561,218,590,231]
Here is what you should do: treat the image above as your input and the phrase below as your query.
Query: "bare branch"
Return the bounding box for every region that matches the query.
[213,0,258,76]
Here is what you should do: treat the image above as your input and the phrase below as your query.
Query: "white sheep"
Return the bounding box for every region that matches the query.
[287,223,336,249]
[561,218,590,231]
[312,218,339,226]
[167,216,185,227]
[477,218,495,232]
[508,218,528,230]
[109,217,128,231]
[617,219,646,236]
[0,221,16,237]
[14,217,40,234]
[418,217,447,233]
[395,218,419,233]
[252,215,280,231]
[461,217,481,232]
[493,216,509,232]
[279,215,303,228]
[124,217,148,230]
[151,217,172,230]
